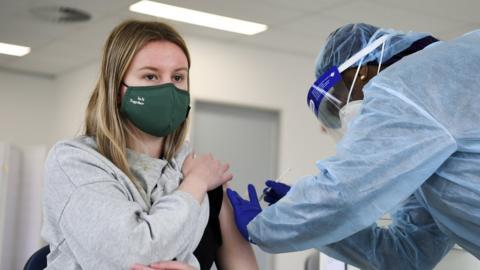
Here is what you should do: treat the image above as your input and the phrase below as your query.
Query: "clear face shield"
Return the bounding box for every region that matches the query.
[307,35,389,140]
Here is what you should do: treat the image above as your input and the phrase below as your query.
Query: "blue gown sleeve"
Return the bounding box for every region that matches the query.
[319,195,454,270]
[247,77,458,253]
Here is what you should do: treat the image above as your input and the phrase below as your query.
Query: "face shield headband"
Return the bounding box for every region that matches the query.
[307,35,388,138]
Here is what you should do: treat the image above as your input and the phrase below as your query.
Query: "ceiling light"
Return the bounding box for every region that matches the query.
[0,42,31,57]
[129,0,268,35]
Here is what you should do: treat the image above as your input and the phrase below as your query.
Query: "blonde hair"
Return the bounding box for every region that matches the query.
[84,20,191,192]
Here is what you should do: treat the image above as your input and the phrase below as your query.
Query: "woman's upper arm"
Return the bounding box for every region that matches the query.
[216,186,259,270]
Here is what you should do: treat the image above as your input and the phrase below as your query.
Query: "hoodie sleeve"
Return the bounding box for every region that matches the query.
[45,142,202,269]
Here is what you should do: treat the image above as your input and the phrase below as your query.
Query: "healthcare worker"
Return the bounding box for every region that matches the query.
[226,23,480,270]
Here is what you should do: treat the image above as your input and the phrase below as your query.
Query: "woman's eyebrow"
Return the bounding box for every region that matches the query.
[174,67,188,72]
[137,66,188,72]
[138,66,159,71]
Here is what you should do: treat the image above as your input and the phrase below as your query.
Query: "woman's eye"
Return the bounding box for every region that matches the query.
[145,74,158,80]
[173,74,184,82]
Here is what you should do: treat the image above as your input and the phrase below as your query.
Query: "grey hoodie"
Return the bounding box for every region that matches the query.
[41,136,209,269]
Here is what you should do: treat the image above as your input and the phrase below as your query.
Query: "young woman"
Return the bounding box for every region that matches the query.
[42,20,258,270]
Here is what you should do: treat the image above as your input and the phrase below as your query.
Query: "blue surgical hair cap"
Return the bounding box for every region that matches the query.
[315,23,430,78]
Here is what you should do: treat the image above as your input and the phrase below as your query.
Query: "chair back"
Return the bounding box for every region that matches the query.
[23,245,50,270]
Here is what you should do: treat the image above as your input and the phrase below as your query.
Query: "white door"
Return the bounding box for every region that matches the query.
[192,101,280,270]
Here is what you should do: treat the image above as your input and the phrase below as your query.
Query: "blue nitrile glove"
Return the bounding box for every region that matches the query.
[226,184,262,242]
[263,180,291,205]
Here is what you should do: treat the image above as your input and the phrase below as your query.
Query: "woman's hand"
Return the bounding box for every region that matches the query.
[182,153,233,191]
[131,261,196,270]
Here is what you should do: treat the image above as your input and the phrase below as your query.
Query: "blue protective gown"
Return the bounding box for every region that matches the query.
[247,30,480,270]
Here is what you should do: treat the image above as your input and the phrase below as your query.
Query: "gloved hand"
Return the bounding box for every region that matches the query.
[263,180,291,205]
[226,184,262,242]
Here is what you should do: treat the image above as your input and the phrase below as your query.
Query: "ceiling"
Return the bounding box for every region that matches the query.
[0,0,479,78]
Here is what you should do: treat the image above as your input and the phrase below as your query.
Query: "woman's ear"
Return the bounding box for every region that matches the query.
[118,84,126,106]
[117,91,122,106]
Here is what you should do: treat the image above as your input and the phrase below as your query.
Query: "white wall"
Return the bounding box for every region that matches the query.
[53,61,99,141]
[346,248,480,270]
[435,248,480,270]
[0,71,56,148]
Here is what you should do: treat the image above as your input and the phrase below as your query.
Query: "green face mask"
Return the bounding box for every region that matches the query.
[120,82,190,137]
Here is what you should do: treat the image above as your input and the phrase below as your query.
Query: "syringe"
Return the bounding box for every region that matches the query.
[259,167,291,201]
